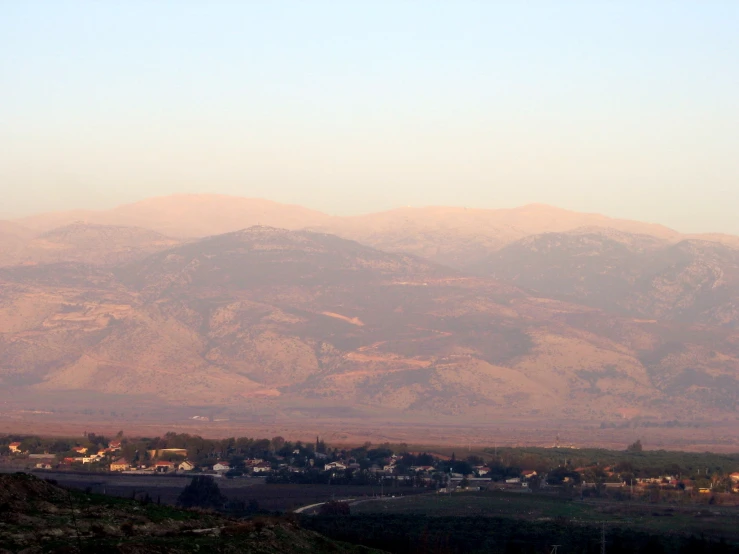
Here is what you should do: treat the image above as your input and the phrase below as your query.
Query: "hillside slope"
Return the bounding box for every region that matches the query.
[475,230,739,328]
[1,227,737,423]
[0,220,35,265]
[0,473,380,553]
[0,222,181,267]
[314,204,682,268]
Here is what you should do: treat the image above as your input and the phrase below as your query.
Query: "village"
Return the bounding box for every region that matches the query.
[4,434,739,500]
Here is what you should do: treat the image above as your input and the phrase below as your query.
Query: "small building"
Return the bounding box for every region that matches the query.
[411,465,436,474]
[108,441,122,450]
[110,458,131,472]
[72,446,89,455]
[8,442,22,453]
[178,460,195,472]
[35,462,53,470]
[324,462,347,471]
[155,461,176,473]
[212,462,230,473]
[252,463,272,474]
[604,482,625,489]
[505,477,521,484]
[29,453,56,460]
[148,448,188,458]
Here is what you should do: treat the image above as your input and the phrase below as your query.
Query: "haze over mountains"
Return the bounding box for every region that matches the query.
[2,195,739,429]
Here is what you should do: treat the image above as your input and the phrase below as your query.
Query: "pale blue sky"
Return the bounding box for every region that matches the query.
[1,1,738,233]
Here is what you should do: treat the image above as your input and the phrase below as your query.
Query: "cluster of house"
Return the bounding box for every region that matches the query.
[59,442,123,467]
[11,439,739,495]
[575,467,739,494]
[109,453,275,475]
[6,440,127,469]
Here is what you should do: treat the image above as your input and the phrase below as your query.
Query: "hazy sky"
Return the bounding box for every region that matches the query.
[2,1,738,233]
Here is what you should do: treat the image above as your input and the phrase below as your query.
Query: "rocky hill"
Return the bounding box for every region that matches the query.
[0,222,182,267]
[475,229,739,328]
[15,195,704,261]
[312,204,683,268]
[1,226,738,424]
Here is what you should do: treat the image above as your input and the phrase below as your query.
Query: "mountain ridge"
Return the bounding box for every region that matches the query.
[15,194,738,269]
[1,225,738,425]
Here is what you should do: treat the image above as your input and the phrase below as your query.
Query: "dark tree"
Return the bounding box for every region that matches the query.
[177,476,226,510]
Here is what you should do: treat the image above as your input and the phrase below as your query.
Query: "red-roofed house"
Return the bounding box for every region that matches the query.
[154,461,176,473]
[110,459,131,472]
[8,442,22,453]
[252,463,271,474]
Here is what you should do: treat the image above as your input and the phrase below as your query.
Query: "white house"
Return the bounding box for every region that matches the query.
[213,462,230,472]
[252,463,272,474]
[411,465,435,473]
[178,460,195,472]
[324,462,347,471]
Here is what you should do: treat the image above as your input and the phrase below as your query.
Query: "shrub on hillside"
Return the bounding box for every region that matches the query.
[318,501,351,516]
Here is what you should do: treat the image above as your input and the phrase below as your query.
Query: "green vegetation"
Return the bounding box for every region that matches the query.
[483,445,739,479]
[352,491,739,538]
[303,512,739,554]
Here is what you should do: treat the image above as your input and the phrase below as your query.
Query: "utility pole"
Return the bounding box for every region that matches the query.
[67,490,83,553]
[600,523,607,554]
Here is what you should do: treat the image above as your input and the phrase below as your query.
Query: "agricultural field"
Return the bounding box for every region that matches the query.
[351,490,739,541]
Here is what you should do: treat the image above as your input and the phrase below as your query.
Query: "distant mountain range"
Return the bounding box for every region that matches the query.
[1,195,738,426]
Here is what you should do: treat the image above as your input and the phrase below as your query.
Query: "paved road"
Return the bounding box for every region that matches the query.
[293,494,416,514]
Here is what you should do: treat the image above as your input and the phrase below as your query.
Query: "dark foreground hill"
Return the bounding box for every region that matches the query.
[0,473,381,553]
